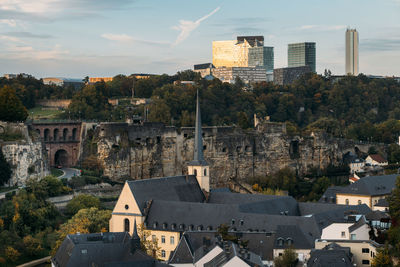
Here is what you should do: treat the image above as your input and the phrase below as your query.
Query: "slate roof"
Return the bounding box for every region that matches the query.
[308,243,353,267]
[274,225,315,250]
[374,198,389,207]
[365,210,390,221]
[52,232,170,267]
[337,174,397,196]
[145,200,320,241]
[126,175,205,213]
[348,216,367,233]
[319,186,343,203]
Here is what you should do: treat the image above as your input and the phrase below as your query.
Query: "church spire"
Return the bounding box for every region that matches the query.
[193,89,206,164]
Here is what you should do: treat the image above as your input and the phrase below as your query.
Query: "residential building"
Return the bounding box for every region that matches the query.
[3,73,30,79]
[212,36,274,71]
[193,63,214,78]
[89,77,114,83]
[349,159,365,174]
[321,217,370,241]
[288,42,316,72]
[273,66,312,85]
[51,231,171,267]
[372,198,389,212]
[323,174,397,208]
[213,66,268,84]
[346,28,359,75]
[42,77,84,89]
[314,239,382,267]
[365,154,388,166]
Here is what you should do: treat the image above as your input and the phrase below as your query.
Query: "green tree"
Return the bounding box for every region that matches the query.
[0,86,28,122]
[0,149,11,186]
[372,247,393,267]
[23,235,43,257]
[66,194,100,216]
[274,247,297,267]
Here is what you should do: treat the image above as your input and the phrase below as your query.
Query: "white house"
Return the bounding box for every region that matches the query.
[365,154,388,166]
[321,217,370,241]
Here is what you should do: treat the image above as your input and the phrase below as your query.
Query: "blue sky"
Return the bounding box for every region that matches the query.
[0,0,399,78]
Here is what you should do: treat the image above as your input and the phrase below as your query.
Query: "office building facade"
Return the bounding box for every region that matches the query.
[273,66,312,85]
[346,29,359,75]
[288,42,316,72]
[213,66,268,84]
[212,36,274,71]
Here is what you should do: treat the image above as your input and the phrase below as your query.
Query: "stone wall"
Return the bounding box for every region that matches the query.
[0,122,49,186]
[90,122,378,187]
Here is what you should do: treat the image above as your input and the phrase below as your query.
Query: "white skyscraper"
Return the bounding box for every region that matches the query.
[346,28,359,75]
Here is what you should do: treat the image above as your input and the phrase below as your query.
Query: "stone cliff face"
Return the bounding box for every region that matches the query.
[0,122,49,186]
[92,122,374,186]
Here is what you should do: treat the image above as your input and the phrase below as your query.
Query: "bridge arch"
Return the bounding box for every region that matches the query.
[55,149,69,167]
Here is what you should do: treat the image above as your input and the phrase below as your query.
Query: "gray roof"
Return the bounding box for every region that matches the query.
[336,174,398,196]
[274,225,314,250]
[52,232,169,267]
[308,243,353,267]
[348,216,366,233]
[145,200,320,240]
[319,186,343,203]
[126,175,205,213]
[374,198,389,207]
[366,210,390,221]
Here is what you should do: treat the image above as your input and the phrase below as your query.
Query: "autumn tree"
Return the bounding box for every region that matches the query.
[137,223,161,259]
[0,86,28,122]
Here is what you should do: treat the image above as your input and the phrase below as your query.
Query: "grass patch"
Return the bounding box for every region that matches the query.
[28,106,63,120]
[0,127,24,141]
[51,168,64,177]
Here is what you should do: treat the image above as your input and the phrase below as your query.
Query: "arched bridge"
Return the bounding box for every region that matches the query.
[31,121,82,167]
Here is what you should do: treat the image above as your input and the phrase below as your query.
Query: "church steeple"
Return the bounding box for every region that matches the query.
[188,90,210,192]
[130,218,141,254]
[193,89,206,164]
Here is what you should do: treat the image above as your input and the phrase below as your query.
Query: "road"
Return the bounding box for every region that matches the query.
[60,168,81,179]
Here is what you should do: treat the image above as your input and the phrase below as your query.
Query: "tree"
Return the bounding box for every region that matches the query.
[23,235,43,256]
[66,194,100,216]
[274,247,297,267]
[372,247,393,267]
[137,223,161,259]
[53,208,111,254]
[0,149,11,186]
[0,86,28,122]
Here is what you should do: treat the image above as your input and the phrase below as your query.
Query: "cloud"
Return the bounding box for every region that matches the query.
[299,25,347,31]
[4,31,53,39]
[172,7,220,46]
[0,19,17,27]
[1,44,69,60]
[101,33,134,42]
[361,37,400,52]
[0,34,20,42]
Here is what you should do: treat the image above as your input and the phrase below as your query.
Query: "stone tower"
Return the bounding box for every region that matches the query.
[187,90,210,192]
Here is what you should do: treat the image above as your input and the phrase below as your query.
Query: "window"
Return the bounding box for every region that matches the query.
[204,169,207,176]
[152,235,156,242]
[277,238,284,246]
[279,253,283,256]
[362,260,370,265]
[358,200,362,205]
[124,218,130,232]
[345,199,349,205]
[362,248,369,253]
[125,204,129,210]
[161,235,165,243]
[286,238,293,245]
[240,220,244,226]
[194,169,197,176]
[170,236,175,245]
[81,249,87,254]
[161,250,166,258]
[351,234,356,240]
[341,231,345,237]
[231,219,235,225]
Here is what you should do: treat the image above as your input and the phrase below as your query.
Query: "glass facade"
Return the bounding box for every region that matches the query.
[248,46,274,71]
[288,42,316,72]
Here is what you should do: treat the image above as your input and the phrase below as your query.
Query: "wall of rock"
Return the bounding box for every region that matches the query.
[91,122,376,186]
[0,122,49,186]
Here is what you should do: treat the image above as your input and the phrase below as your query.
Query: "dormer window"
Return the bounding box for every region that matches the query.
[277,238,284,246]
[171,223,176,230]
[207,226,213,231]
[153,222,158,228]
[286,238,293,245]
[197,225,203,231]
[231,219,235,225]
[240,220,244,226]
[179,224,185,230]
[189,224,194,231]
[162,223,168,229]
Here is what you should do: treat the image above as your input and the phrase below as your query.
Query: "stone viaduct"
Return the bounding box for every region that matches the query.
[31,121,82,167]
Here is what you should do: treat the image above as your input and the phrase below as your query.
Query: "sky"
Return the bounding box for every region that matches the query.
[0,0,399,78]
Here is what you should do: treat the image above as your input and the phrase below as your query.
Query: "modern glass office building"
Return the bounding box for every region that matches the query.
[346,29,359,75]
[248,46,274,71]
[288,42,316,72]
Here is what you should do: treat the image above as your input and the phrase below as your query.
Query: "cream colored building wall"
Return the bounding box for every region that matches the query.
[224,257,251,267]
[273,249,311,263]
[109,182,143,234]
[212,40,249,68]
[147,230,181,261]
[336,194,372,207]
[315,240,378,266]
[188,165,209,192]
[195,246,223,267]
[321,223,352,240]
[350,224,370,240]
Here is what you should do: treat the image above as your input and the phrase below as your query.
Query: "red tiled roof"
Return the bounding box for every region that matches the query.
[349,177,359,182]
[368,154,387,163]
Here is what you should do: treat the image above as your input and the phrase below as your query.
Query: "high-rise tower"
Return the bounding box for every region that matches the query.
[288,42,316,72]
[187,90,210,192]
[346,28,359,75]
